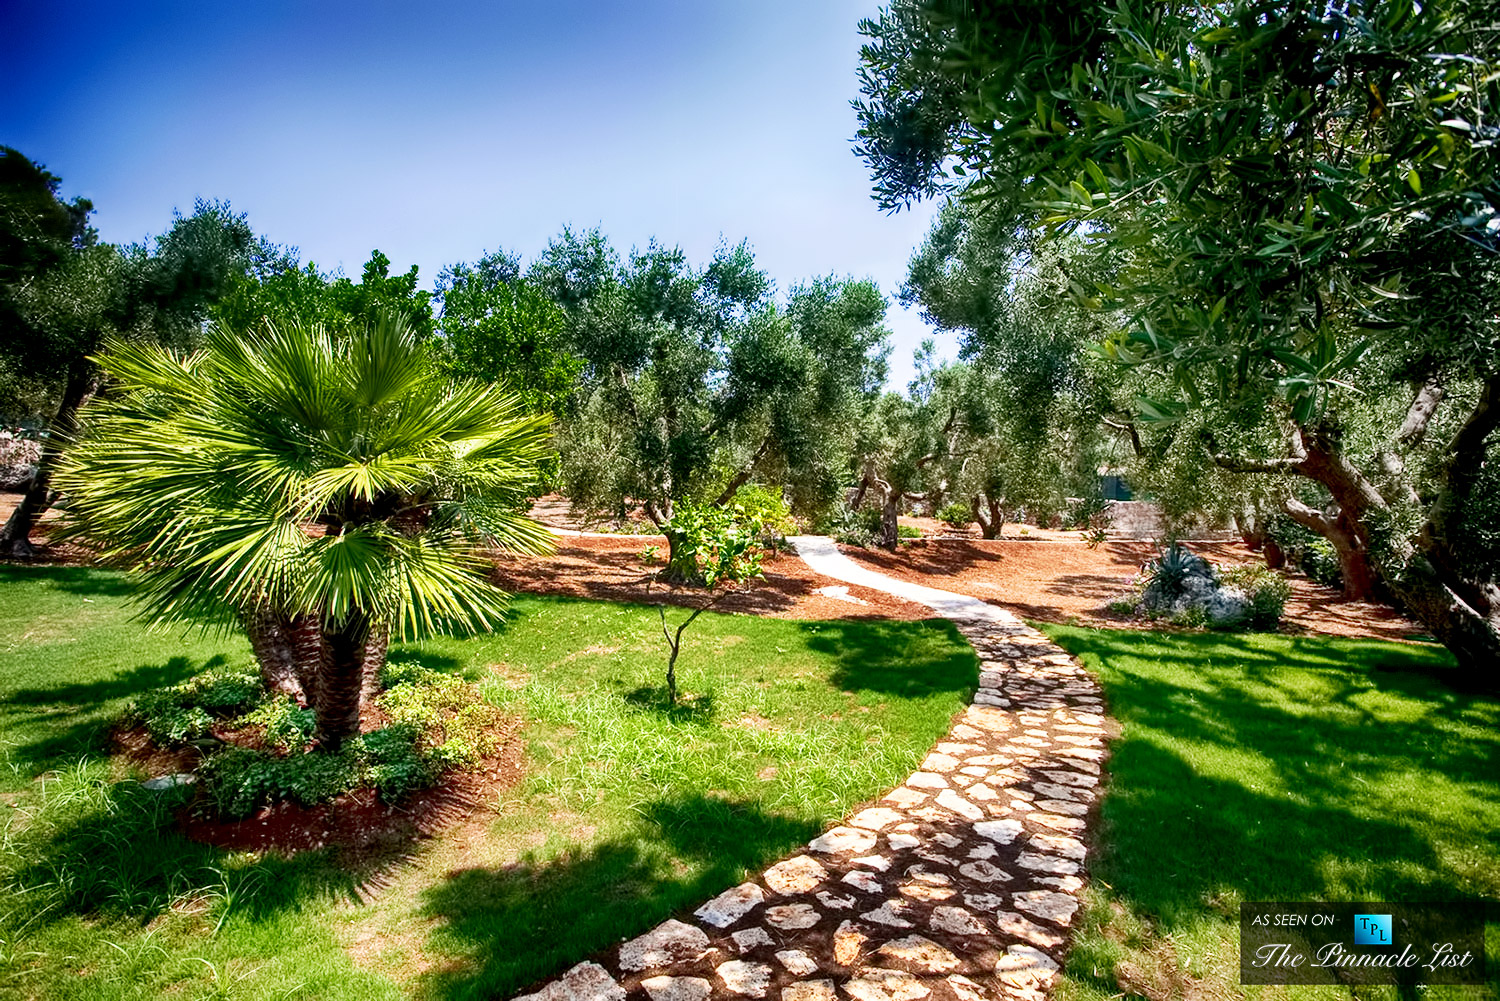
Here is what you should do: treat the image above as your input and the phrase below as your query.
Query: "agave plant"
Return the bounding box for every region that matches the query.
[58,312,554,749]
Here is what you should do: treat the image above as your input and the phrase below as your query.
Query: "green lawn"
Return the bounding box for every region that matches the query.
[1039,626,1500,1001]
[0,565,976,1000]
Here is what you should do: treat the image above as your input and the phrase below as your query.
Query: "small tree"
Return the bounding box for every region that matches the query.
[651,502,765,704]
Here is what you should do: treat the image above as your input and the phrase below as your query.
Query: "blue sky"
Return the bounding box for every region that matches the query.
[1,0,948,388]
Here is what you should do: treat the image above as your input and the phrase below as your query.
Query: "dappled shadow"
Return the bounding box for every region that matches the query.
[416,793,822,1001]
[6,654,223,708]
[622,686,719,724]
[796,618,978,698]
[1048,628,1497,918]
[0,564,135,597]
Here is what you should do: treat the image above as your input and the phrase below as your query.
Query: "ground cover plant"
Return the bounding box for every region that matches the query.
[1039,625,1500,1001]
[0,565,975,1000]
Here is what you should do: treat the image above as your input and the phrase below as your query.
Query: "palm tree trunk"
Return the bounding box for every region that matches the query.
[315,608,370,752]
[361,619,390,701]
[239,607,306,699]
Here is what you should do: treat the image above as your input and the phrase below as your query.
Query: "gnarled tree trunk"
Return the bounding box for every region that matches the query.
[0,365,98,558]
[971,492,1006,540]
[315,608,371,752]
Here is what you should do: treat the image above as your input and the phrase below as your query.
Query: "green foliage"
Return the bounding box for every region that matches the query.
[1142,544,1203,601]
[814,502,881,548]
[936,501,972,527]
[212,249,435,339]
[353,725,435,802]
[1218,565,1292,630]
[1301,539,1345,591]
[237,695,316,753]
[128,667,265,745]
[730,484,795,546]
[897,524,922,540]
[375,662,507,768]
[199,745,361,819]
[659,502,766,588]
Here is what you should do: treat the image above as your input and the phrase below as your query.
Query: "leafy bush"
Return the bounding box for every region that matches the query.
[937,501,973,527]
[733,484,795,547]
[1219,565,1292,629]
[353,725,436,802]
[659,501,766,584]
[1066,493,1110,530]
[1300,539,1344,590]
[128,666,266,745]
[1143,543,1208,601]
[237,695,316,752]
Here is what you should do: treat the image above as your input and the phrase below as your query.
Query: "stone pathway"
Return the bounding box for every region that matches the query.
[513,536,1112,1001]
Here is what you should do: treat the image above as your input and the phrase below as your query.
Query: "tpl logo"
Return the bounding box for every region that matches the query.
[1355,914,1392,945]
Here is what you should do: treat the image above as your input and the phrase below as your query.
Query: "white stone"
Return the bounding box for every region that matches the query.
[996,911,1064,949]
[887,833,921,851]
[833,920,867,965]
[1035,875,1085,893]
[775,949,819,976]
[808,826,877,855]
[1040,770,1096,787]
[515,962,626,1001]
[732,927,775,952]
[933,833,963,848]
[850,807,906,831]
[973,819,1025,844]
[641,977,711,1001]
[717,961,773,998]
[619,920,712,971]
[765,855,829,895]
[921,752,961,772]
[1032,836,1087,859]
[843,969,931,1001]
[696,883,766,928]
[816,891,856,910]
[861,899,915,928]
[781,982,835,1001]
[964,892,1006,912]
[765,903,820,930]
[1029,812,1085,832]
[934,789,984,821]
[958,766,989,777]
[996,945,1060,989]
[945,975,985,1001]
[950,724,985,740]
[905,866,951,885]
[1057,746,1106,761]
[853,855,891,872]
[1031,782,1084,803]
[1015,853,1080,875]
[906,772,947,789]
[141,773,195,791]
[935,742,982,755]
[898,882,955,902]
[877,935,961,973]
[1013,890,1079,925]
[958,860,1011,883]
[842,870,884,894]
[883,787,927,808]
[968,784,998,802]
[929,906,987,936]
[967,843,997,860]
[1036,799,1088,816]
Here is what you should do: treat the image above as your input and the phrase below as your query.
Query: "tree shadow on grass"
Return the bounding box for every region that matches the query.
[415,793,822,1001]
[622,686,719,725]
[796,618,978,698]
[0,564,136,598]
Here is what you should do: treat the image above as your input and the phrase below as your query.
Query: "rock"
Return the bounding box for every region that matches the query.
[765,904,820,930]
[853,854,891,871]
[935,790,984,821]
[850,807,906,831]
[816,891,856,910]
[808,826,877,855]
[929,906,987,936]
[906,866,950,886]
[1035,799,1088,816]
[619,920,712,971]
[964,892,1006,912]
[1029,813,1086,833]
[996,911,1064,949]
[515,962,626,1001]
[765,856,829,895]
[141,773,196,791]
[732,927,775,952]
[844,969,932,1001]
[716,961,773,998]
[884,787,927,808]
[933,833,963,849]
[781,982,835,1001]
[1012,890,1079,925]
[906,772,948,789]
[861,899,915,928]
[1040,770,1096,787]
[945,975,986,1001]
[957,860,1011,883]
[1034,875,1085,893]
[897,882,955,902]
[842,870,884,894]
[920,752,960,772]
[877,935,961,973]
[887,833,921,851]
[696,883,766,928]
[996,945,1060,989]
[973,819,1024,844]
[1031,782,1083,802]
[950,724,985,740]
[967,844,997,860]
[774,949,819,975]
[641,977,712,1001]
[1014,853,1080,875]
[968,785,998,802]
[833,920,867,965]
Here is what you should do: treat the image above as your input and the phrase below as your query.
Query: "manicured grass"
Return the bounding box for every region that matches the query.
[1039,626,1500,1001]
[0,566,975,1000]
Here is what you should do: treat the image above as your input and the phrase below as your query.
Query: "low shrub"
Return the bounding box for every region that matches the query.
[1300,539,1344,590]
[128,666,266,745]
[936,501,973,527]
[1219,565,1292,629]
[733,484,795,547]
[236,695,316,752]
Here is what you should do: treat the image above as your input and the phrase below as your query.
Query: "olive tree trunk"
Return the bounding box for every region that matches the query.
[0,366,98,558]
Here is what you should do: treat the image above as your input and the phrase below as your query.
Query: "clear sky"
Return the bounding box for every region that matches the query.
[1,0,949,389]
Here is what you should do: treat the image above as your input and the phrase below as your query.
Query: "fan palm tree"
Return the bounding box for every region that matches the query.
[57,311,554,749]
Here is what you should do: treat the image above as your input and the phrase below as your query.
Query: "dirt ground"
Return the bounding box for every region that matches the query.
[4,490,1425,643]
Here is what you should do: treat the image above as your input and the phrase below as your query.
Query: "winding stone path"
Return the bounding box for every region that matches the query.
[512,537,1112,1001]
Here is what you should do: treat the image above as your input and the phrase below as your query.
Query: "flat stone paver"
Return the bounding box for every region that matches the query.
[508,536,1114,1001]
